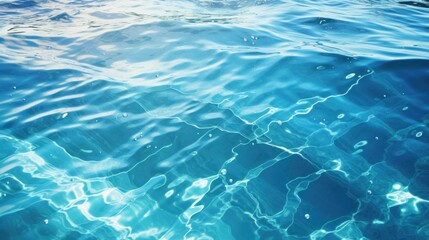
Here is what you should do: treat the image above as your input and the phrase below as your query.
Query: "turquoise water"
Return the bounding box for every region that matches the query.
[1,0,429,239]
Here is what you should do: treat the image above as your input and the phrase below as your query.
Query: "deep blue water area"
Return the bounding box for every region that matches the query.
[0,0,429,239]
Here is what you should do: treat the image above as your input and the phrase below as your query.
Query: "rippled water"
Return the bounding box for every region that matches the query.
[1,0,429,239]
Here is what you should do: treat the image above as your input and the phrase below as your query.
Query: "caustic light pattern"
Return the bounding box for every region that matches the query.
[0,0,429,239]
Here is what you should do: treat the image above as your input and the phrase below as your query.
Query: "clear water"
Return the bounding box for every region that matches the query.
[1,0,429,239]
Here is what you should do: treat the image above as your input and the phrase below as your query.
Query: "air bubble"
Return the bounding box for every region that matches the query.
[61,113,68,119]
[353,140,368,149]
[243,37,248,42]
[305,214,310,219]
[208,133,212,138]
[220,169,227,175]
[352,149,363,155]
[44,219,49,224]
[165,190,174,198]
[337,113,345,119]
[122,113,128,118]
[345,73,355,79]
[416,131,423,138]
[402,106,408,111]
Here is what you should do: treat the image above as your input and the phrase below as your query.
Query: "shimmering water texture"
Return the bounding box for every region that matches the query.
[1,0,429,239]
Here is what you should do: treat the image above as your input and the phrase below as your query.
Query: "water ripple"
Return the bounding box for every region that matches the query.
[1,0,429,239]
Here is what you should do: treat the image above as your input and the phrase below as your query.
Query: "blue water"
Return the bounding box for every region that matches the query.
[1,0,429,239]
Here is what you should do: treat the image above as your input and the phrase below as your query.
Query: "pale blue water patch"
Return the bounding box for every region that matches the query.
[1,0,429,239]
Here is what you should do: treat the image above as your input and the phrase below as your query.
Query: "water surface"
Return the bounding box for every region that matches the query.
[1,0,429,239]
